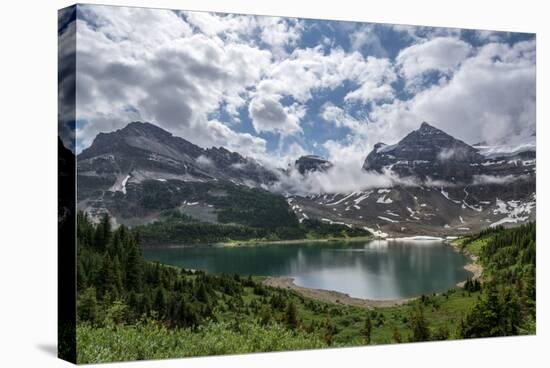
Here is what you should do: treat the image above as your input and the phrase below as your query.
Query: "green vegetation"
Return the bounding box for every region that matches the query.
[76,213,535,363]
[77,320,326,363]
[454,225,506,256]
[459,222,536,337]
[110,180,371,245]
[112,180,299,226]
[135,215,371,245]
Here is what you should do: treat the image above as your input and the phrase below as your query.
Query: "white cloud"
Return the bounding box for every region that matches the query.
[396,37,472,83]
[271,164,407,195]
[195,154,214,168]
[472,174,529,185]
[349,24,387,57]
[258,17,303,57]
[70,4,535,176]
[368,39,536,146]
[74,5,273,158]
[320,103,369,136]
[248,95,304,135]
[390,24,461,43]
[323,137,371,168]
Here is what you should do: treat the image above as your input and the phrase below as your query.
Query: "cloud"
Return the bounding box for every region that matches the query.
[320,103,371,139]
[58,7,77,150]
[248,95,304,135]
[390,24,461,43]
[195,155,214,168]
[368,39,536,146]
[271,164,415,195]
[396,37,472,87]
[472,174,529,185]
[74,5,273,157]
[349,24,387,57]
[258,17,303,57]
[70,4,535,177]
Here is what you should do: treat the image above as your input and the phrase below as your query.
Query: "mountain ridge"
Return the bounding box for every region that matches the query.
[76,121,536,237]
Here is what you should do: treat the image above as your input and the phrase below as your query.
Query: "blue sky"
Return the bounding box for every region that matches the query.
[59,4,536,170]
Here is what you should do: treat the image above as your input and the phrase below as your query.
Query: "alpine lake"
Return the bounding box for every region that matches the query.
[143,238,472,300]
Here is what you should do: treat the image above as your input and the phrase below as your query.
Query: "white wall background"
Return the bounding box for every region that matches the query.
[0,0,547,367]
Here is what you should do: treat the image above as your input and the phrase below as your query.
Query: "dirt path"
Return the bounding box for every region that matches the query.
[263,277,414,309]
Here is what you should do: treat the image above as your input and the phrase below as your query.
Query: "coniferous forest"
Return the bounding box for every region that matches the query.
[76,211,536,363]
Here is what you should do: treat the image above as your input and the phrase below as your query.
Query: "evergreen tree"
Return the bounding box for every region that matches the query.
[153,286,167,318]
[362,313,373,344]
[77,259,87,290]
[77,287,98,325]
[284,301,298,329]
[93,213,111,252]
[195,282,209,303]
[259,305,272,326]
[125,241,142,291]
[99,252,118,298]
[409,302,431,342]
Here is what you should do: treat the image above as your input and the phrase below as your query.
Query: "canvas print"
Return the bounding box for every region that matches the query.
[58,4,536,364]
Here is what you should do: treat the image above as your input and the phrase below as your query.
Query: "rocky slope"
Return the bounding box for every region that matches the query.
[294,155,333,174]
[289,122,535,236]
[363,122,534,184]
[77,122,280,225]
[77,121,535,236]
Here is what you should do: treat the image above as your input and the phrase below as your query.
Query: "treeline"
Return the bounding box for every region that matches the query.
[135,216,371,246]
[78,211,247,328]
[77,212,357,331]
[458,224,505,249]
[459,222,536,337]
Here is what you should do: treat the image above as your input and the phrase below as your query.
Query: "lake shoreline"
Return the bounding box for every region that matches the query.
[142,233,467,249]
[142,235,374,249]
[263,276,415,308]
[448,239,483,287]
[144,236,478,308]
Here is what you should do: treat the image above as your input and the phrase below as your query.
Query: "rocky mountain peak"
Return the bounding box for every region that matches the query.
[295,155,333,174]
[363,121,485,182]
[121,121,173,138]
[78,121,278,187]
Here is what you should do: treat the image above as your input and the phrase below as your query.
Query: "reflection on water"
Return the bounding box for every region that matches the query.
[143,239,471,300]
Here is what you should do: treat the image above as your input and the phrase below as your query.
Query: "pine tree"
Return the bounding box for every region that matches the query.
[195,282,209,303]
[259,305,272,325]
[409,302,431,342]
[99,252,118,298]
[77,259,87,290]
[93,213,111,252]
[284,301,298,329]
[77,287,98,324]
[153,286,167,318]
[362,313,373,344]
[125,241,142,291]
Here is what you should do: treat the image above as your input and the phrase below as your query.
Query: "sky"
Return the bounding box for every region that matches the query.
[58,4,536,173]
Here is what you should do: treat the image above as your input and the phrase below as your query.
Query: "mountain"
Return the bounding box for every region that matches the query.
[77,121,535,238]
[294,155,333,174]
[77,122,288,227]
[364,122,484,183]
[363,122,534,184]
[79,121,277,189]
[288,122,535,237]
